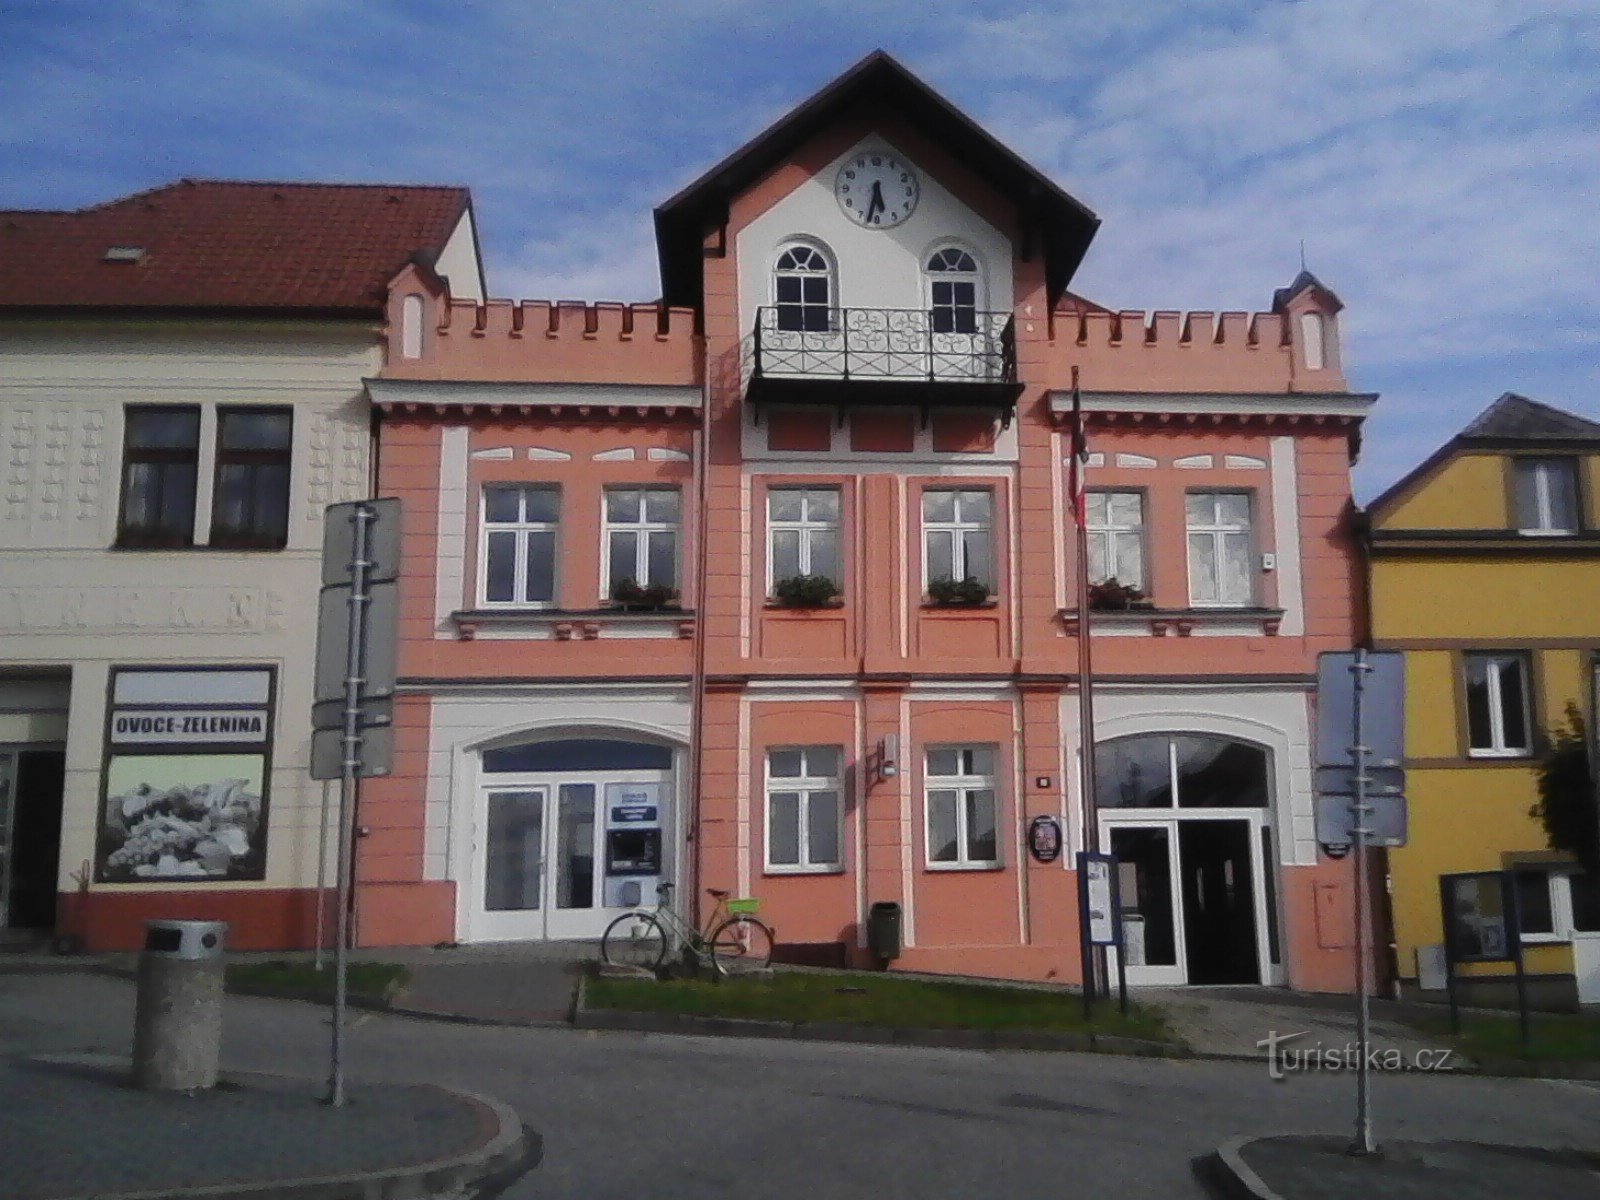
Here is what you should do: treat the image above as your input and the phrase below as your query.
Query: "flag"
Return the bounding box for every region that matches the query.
[1066,366,1090,525]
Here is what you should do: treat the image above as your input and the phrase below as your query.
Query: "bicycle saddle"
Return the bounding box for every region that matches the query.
[706,888,730,899]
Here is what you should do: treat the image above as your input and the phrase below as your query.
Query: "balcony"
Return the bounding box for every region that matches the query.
[747,307,1022,415]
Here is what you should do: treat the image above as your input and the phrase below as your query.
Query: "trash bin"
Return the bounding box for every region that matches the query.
[1120,911,1146,968]
[868,901,902,962]
[132,919,228,1092]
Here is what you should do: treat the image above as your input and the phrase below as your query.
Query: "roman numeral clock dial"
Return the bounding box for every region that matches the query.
[835,154,919,228]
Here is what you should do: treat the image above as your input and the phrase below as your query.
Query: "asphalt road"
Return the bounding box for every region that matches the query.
[4,970,1599,1199]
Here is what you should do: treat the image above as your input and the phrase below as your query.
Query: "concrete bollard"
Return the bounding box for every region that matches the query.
[132,919,228,1092]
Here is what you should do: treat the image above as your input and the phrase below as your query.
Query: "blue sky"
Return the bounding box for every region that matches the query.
[3,1,1596,496]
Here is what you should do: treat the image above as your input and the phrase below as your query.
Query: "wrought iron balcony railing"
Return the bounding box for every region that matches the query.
[751,306,1017,388]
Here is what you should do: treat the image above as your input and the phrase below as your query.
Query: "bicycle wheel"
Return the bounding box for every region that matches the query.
[601,911,668,972]
[709,915,774,976]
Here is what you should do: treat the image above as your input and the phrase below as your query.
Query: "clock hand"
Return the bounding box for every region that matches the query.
[867,181,885,220]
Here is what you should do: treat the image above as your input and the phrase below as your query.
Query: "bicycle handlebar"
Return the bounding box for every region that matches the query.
[656,881,674,897]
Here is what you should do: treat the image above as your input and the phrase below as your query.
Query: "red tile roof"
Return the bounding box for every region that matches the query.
[0,179,471,315]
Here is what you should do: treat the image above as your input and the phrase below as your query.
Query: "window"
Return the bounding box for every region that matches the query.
[766,746,843,872]
[118,406,201,547]
[1517,870,1600,942]
[1095,734,1270,810]
[926,745,999,867]
[211,407,292,549]
[768,487,840,588]
[1514,458,1580,534]
[926,247,979,334]
[1086,491,1145,589]
[1465,653,1531,757]
[1300,313,1325,371]
[774,244,832,333]
[604,487,679,596]
[1186,492,1254,607]
[481,485,559,607]
[923,488,993,589]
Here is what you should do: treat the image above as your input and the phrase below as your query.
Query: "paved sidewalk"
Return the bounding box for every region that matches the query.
[358,941,594,1025]
[0,1051,533,1200]
[1142,987,1457,1064]
[1214,1133,1600,1199]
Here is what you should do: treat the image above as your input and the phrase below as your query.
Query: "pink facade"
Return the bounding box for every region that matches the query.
[358,54,1376,992]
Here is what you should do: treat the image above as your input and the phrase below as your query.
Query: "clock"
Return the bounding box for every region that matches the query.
[835,153,919,228]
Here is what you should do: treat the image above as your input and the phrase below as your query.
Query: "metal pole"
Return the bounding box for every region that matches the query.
[312,778,332,972]
[327,502,372,1108]
[1350,649,1376,1154]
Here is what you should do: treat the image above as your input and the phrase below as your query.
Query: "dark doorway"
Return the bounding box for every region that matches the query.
[4,751,66,930]
[1179,819,1259,985]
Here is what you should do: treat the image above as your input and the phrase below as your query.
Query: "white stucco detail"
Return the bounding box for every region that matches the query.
[433,210,485,303]
[736,135,1014,346]
[1224,454,1267,470]
[1114,453,1157,469]
[592,448,636,462]
[1087,688,1318,867]
[646,447,691,462]
[434,426,469,635]
[1084,453,1106,468]
[1174,454,1214,469]
[1269,436,1305,637]
[470,446,514,460]
[526,447,571,461]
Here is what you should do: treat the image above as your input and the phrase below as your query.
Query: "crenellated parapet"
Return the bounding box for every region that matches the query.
[380,263,701,386]
[1051,298,1346,394]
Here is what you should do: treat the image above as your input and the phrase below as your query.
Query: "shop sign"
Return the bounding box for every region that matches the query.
[96,667,275,885]
[1027,814,1063,864]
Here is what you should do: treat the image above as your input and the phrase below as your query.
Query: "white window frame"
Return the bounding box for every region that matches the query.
[1514,458,1581,536]
[923,488,994,589]
[602,486,680,597]
[767,487,841,591]
[924,244,984,334]
[1516,869,1600,944]
[1186,490,1255,608]
[479,484,560,608]
[1085,490,1146,589]
[1465,652,1533,758]
[772,242,835,334]
[764,746,844,874]
[924,745,1001,870]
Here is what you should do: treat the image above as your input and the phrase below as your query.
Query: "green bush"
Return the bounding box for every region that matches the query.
[773,574,841,607]
[927,576,990,606]
[610,578,680,609]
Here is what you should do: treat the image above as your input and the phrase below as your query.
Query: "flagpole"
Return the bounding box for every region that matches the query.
[1069,367,1104,1001]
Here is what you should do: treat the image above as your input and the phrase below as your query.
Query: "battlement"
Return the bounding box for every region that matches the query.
[381,268,701,386]
[1052,306,1345,393]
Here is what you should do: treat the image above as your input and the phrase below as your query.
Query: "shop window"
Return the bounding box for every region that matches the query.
[923,488,994,590]
[1514,458,1580,534]
[1464,653,1531,757]
[1186,491,1254,607]
[1516,869,1600,941]
[925,745,999,868]
[1096,734,1270,810]
[1085,491,1145,590]
[765,746,843,872]
[117,406,201,547]
[481,738,673,773]
[768,487,840,592]
[210,407,293,549]
[481,484,559,607]
[604,487,680,600]
[773,243,834,333]
[1515,869,1556,936]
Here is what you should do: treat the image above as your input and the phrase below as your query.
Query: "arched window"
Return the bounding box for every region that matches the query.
[400,294,424,359]
[1095,733,1269,809]
[773,243,833,333]
[481,737,673,773]
[1300,312,1325,370]
[925,247,980,334]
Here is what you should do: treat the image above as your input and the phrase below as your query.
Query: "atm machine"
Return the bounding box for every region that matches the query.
[602,782,668,908]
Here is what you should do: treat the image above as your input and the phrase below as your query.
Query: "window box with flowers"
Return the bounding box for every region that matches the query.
[772,574,843,609]
[1088,578,1152,611]
[926,576,992,608]
[610,578,681,612]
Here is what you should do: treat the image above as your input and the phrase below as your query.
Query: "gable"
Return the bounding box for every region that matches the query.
[1370,451,1507,531]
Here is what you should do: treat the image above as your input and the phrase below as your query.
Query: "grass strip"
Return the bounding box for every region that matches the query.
[1410,1011,1600,1062]
[587,970,1171,1041]
[226,960,410,1003]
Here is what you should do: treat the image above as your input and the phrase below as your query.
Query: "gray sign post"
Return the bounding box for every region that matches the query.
[312,497,401,1108]
[1315,649,1406,1157]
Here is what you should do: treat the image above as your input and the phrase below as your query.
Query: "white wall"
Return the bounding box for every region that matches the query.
[434,211,486,302]
[0,318,382,894]
[735,134,1015,341]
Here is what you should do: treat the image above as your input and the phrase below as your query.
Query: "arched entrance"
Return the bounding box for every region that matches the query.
[466,735,676,942]
[1097,733,1281,986]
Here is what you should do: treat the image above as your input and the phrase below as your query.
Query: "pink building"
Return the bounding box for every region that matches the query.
[361,53,1374,991]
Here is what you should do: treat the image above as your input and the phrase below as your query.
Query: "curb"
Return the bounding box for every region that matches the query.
[1207,1135,1289,1200]
[27,1069,538,1200]
[572,975,1188,1059]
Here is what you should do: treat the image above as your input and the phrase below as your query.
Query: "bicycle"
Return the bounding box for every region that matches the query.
[600,882,774,978]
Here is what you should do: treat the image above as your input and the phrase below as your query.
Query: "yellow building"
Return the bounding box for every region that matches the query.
[1367,393,1600,1010]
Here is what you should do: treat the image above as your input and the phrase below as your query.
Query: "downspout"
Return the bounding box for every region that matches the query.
[688,320,712,932]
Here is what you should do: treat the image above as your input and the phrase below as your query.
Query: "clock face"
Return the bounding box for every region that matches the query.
[835,153,919,228]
